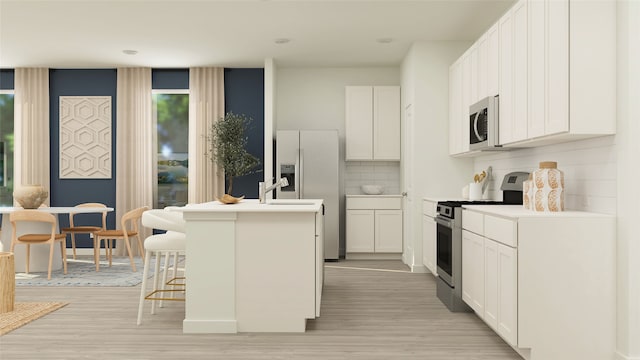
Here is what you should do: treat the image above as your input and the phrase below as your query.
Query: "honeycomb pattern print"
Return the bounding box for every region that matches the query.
[59,96,112,179]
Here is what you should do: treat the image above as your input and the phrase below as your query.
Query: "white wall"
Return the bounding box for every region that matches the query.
[401,41,474,271]
[276,67,401,256]
[615,1,640,358]
[473,135,617,214]
[344,161,400,195]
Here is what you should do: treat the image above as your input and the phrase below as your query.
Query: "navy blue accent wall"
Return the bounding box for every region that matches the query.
[50,69,117,248]
[152,69,189,90]
[224,68,264,199]
[0,69,15,90]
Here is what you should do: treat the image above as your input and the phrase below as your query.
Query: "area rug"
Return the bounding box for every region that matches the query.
[0,302,68,335]
[14,256,180,287]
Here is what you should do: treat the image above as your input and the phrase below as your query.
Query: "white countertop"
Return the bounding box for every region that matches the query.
[423,196,466,202]
[346,194,402,198]
[462,204,614,218]
[179,199,323,213]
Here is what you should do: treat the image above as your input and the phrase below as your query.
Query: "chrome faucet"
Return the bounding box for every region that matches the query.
[259,177,289,203]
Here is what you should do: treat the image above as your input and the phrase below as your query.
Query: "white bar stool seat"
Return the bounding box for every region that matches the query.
[137,209,186,326]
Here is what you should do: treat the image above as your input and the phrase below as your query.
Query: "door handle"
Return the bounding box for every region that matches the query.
[473,111,484,142]
[299,148,304,198]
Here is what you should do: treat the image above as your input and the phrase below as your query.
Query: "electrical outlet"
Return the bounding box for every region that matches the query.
[89,233,94,238]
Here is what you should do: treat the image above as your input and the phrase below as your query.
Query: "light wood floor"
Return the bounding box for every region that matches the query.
[1,260,522,359]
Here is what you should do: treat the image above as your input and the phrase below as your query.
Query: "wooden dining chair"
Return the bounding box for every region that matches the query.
[61,203,108,260]
[93,206,149,272]
[9,210,68,280]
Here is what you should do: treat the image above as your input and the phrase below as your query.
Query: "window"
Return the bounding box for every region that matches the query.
[0,91,14,206]
[152,91,188,208]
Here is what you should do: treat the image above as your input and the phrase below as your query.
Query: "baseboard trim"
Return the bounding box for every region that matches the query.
[616,351,640,360]
[410,264,428,273]
[67,248,95,256]
[345,253,403,260]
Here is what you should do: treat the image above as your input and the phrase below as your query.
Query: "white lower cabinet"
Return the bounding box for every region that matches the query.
[497,243,517,346]
[346,210,375,252]
[483,238,499,330]
[422,199,437,275]
[461,230,485,316]
[481,236,518,346]
[374,210,403,252]
[346,196,402,257]
[462,210,518,347]
[462,207,615,360]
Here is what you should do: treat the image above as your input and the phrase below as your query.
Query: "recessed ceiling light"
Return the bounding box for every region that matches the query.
[122,49,138,55]
[377,38,393,44]
[274,38,290,45]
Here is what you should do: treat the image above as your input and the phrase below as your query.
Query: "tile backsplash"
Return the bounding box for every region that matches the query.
[473,136,616,215]
[345,161,401,195]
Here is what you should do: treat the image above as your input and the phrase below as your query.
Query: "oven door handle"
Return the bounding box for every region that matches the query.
[435,216,453,228]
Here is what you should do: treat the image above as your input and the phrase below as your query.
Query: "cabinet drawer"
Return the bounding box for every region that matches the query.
[347,197,402,210]
[423,200,437,217]
[484,215,517,247]
[462,209,484,235]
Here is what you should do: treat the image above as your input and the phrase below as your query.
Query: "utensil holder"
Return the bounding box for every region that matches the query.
[469,182,483,201]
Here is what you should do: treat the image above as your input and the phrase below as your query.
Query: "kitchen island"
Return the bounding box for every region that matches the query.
[179,199,324,334]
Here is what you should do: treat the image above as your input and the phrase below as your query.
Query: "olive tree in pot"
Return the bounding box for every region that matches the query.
[207,112,260,203]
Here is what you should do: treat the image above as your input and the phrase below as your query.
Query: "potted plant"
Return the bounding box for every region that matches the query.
[207,112,260,203]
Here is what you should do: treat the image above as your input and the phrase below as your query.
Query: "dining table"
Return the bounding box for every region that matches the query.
[0,206,114,272]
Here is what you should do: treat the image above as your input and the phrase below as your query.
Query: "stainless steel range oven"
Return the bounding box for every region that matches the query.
[435,201,474,312]
[435,172,529,312]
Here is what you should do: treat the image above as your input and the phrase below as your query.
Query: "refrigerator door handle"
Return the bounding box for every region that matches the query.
[299,148,304,199]
[295,149,301,199]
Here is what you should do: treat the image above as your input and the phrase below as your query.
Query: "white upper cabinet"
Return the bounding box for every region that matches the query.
[345,86,374,160]
[499,0,615,147]
[345,86,400,161]
[449,53,471,156]
[498,10,514,146]
[499,0,528,144]
[449,0,615,153]
[511,0,528,143]
[486,23,500,98]
[449,60,462,155]
[373,86,401,160]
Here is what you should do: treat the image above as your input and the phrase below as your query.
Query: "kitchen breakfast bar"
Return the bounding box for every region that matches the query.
[179,199,324,334]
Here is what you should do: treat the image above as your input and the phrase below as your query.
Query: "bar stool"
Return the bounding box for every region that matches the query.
[137,208,185,325]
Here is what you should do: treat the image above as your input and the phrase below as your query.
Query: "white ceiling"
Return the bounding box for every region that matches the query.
[0,0,514,68]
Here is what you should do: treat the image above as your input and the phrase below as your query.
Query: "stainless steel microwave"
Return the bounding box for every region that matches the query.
[469,95,502,151]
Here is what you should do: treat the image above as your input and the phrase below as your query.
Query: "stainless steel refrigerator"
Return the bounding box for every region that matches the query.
[276,130,339,260]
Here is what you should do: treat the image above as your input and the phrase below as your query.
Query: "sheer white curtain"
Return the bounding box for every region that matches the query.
[116,68,152,253]
[188,67,225,203]
[14,68,50,205]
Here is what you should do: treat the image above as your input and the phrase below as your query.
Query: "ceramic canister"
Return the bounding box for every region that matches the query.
[532,161,564,212]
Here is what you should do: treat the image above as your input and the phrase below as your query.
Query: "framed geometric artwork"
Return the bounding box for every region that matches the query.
[59,96,112,179]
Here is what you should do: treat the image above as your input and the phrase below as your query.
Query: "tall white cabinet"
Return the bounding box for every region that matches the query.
[345,86,401,161]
